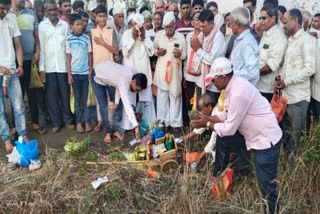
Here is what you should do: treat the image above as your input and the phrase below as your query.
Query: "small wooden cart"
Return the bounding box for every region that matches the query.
[125,135,179,173]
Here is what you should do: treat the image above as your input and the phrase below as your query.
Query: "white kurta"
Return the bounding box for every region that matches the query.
[121,29,156,130]
[153,30,186,127]
[310,28,320,102]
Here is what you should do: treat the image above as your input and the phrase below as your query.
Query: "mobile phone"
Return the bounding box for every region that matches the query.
[174,43,179,48]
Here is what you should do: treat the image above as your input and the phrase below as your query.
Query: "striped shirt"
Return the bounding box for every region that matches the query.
[9,8,38,61]
[176,19,193,37]
[66,33,92,74]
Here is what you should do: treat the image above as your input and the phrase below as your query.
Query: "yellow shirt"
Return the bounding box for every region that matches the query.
[91,26,114,67]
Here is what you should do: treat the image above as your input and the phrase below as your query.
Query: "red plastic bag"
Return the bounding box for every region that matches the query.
[271,89,287,123]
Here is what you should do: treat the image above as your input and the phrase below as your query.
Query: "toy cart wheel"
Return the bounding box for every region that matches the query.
[161,160,179,174]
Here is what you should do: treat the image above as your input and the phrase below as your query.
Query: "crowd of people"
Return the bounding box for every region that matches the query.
[0,0,319,212]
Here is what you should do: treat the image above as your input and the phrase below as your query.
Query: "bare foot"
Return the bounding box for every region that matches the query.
[113,131,124,141]
[76,123,84,133]
[94,121,102,132]
[85,123,92,132]
[5,142,13,153]
[104,133,112,143]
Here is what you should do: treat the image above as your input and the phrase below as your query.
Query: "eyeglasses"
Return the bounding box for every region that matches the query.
[259,16,270,21]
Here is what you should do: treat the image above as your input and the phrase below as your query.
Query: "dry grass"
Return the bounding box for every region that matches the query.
[0,127,319,214]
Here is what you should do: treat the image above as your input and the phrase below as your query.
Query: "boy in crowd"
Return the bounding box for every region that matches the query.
[72,0,84,14]
[90,5,121,143]
[79,11,89,34]
[67,14,93,133]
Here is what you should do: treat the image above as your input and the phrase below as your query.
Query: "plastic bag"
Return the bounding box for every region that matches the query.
[70,86,75,114]
[6,146,20,164]
[16,140,39,167]
[87,80,97,107]
[271,89,287,123]
[30,63,44,88]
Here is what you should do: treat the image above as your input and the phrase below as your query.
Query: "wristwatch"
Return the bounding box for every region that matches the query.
[206,121,211,130]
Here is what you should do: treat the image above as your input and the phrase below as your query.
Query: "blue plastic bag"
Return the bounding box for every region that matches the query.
[151,128,164,144]
[16,140,39,167]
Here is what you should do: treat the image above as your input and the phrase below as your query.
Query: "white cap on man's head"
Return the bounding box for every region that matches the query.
[133,13,144,25]
[113,5,124,15]
[162,11,175,27]
[87,1,97,12]
[204,57,233,85]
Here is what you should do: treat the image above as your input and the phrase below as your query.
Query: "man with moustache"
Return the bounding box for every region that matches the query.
[192,57,282,214]
[153,11,186,132]
[276,9,315,161]
[58,0,71,24]
[39,0,74,133]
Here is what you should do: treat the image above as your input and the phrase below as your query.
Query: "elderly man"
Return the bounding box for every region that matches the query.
[112,6,127,64]
[121,14,156,130]
[301,10,312,32]
[154,0,164,15]
[229,7,259,85]
[206,1,224,29]
[168,3,179,20]
[176,0,193,37]
[94,62,148,141]
[276,9,315,161]
[192,57,282,214]
[256,4,287,102]
[39,0,74,133]
[153,11,186,131]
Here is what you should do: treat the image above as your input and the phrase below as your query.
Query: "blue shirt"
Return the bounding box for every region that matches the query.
[66,33,92,74]
[230,29,260,85]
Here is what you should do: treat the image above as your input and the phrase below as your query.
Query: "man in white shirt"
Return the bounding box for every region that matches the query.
[39,0,73,133]
[121,14,156,131]
[256,4,287,102]
[276,9,315,161]
[94,61,148,140]
[153,12,187,131]
[308,13,320,127]
[0,0,29,153]
[190,9,226,101]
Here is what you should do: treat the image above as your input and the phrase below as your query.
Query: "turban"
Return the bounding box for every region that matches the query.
[162,11,175,27]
